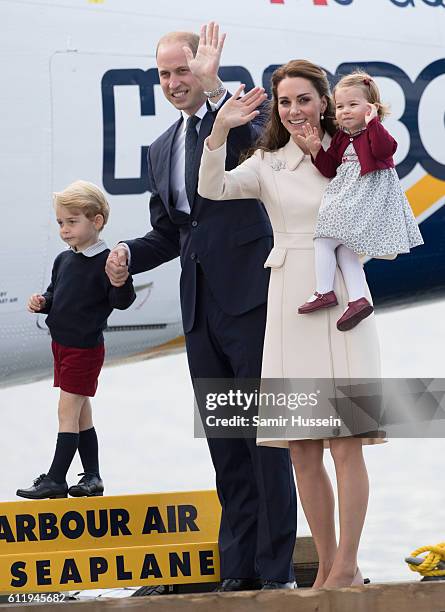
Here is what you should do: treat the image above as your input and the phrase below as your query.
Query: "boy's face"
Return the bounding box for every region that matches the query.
[55,205,103,252]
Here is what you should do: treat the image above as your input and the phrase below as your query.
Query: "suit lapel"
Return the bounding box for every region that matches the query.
[158,117,183,210]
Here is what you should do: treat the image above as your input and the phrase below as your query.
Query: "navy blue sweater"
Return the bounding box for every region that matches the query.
[40,249,135,348]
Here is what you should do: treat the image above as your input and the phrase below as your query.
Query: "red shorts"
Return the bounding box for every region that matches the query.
[52,341,105,397]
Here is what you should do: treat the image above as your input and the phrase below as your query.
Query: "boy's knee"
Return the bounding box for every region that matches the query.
[60,389,87,404]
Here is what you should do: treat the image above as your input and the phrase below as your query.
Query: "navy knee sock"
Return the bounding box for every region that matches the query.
[47,432,79,484]
[78,427,100,476]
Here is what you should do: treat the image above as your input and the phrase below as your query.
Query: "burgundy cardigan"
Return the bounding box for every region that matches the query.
[313,117,397,178]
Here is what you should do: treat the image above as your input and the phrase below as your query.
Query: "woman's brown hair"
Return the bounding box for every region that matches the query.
[253,59,337,156]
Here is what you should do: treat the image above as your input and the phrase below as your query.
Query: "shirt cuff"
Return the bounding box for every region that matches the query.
[117,242,131,266]
[208,92,227,111]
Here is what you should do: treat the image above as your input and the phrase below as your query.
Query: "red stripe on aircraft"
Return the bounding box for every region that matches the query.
[270,1,329,4]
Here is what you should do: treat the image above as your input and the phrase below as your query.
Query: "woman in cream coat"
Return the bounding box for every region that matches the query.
[198,60,384,589]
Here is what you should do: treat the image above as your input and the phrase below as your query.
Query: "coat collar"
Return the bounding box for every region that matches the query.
[283,132,331,171]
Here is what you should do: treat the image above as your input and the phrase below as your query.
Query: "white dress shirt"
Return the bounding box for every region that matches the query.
[120,93,226,263]
[172,96,226,214]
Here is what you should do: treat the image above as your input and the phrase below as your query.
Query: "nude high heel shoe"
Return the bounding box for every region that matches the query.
[351,568,363,585]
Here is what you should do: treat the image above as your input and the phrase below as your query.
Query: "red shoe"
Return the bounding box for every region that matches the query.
[336,297,374,331]
[298,291,338,314]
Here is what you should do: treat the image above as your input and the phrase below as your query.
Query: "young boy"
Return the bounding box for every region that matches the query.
[17,180,135,499]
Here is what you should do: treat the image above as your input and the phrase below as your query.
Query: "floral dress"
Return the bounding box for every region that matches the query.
[314,143,423,257]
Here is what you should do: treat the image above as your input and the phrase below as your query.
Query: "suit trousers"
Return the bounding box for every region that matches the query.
[185,265,297,582]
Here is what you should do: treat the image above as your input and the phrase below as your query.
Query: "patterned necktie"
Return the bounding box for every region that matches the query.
[184,114,200,207]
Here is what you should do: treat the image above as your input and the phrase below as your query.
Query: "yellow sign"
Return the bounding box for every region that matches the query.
[0,491,221,592]
[1,543,219,592]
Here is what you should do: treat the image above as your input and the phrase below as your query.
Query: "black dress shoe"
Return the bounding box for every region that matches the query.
[261,580,296,590]
[217,578,263,592]
[16,474,68,499]
[68,473,104,497]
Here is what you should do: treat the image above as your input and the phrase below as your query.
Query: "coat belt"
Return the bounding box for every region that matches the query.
[264,232,315,269]
[273,232,314,249]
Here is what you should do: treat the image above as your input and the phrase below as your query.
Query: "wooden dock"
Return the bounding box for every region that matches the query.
[1,581,445,612]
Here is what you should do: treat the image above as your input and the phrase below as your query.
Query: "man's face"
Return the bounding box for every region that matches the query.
[157,42,206,116]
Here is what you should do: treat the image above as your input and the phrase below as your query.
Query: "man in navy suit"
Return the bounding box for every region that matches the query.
[106,23,296,591]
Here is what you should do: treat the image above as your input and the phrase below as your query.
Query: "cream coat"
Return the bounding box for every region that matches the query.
[198,135,384,448]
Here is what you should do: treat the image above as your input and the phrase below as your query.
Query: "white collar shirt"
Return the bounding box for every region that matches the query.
[121,93,226,265]
[70,239,108,257]
[170,94,226,215]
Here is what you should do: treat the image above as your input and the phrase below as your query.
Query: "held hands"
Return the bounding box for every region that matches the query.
[105,247,129,287]
[208,85,267,150]
[28,294,46,313]
[365,103,378,125]
[294,124,322,157]
[183,22,226,92]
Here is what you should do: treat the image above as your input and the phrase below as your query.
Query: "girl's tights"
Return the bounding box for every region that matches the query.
[314,237,366,302]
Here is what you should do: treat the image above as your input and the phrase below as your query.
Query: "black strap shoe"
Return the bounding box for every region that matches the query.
[262,580,296,590]
[217,578,263,592]
[68,473,104,497]
[16,474,68,499]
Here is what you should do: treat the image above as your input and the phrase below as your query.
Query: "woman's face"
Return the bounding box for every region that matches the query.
[276,76,327,142]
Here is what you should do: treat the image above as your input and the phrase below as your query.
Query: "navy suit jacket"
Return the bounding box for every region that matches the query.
[126,95,273,333]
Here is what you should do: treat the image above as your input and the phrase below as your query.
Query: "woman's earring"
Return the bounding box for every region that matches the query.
[320,113,325,120]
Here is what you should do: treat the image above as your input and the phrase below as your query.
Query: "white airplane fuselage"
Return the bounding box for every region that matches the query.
[1,0,444,386]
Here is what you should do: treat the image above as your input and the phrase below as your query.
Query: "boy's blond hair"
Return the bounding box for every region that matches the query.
[334,70,390,120]
[54,180,110,227]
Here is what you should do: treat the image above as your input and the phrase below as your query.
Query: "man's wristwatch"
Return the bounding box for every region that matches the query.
[203,80,225,99]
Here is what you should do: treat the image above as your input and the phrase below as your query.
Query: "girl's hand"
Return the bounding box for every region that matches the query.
[207,85,267,150]
[365,103,378,125]
[295,123,322,157]
[28,293,46,313]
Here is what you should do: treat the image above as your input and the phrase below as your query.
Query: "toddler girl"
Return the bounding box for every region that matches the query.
[297,70,423,331]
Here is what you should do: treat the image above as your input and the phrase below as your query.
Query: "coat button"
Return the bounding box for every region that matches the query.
[191,220,198,227]
[191,253,197,260]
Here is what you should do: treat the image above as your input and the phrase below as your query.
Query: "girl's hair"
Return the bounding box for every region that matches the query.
[252,59,337,156]
[333,70,390,120]
[54,180,110,227]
